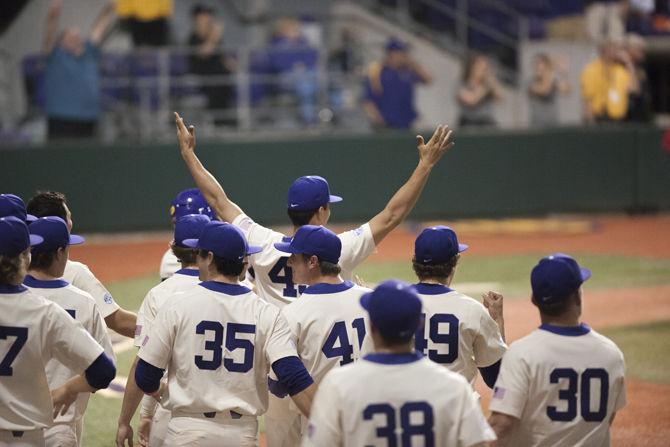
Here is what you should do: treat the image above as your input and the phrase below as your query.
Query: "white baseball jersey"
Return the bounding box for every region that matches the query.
[232,214,376,307]
[414,283,507,384]
[489,323,626,447]
[303,353,497,447]
[62,260,119,319]
[0,285,105,431]
[24,276,114,426]
[159,248,181,280]
[135,268,201,348]
[138,281,298,416]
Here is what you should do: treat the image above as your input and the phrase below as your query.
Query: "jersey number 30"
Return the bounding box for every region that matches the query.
[0,326,28,376]
[195,321,255,373]
[547,368,610,422]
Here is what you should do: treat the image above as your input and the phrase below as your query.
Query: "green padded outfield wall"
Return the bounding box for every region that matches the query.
[1,126,669,232]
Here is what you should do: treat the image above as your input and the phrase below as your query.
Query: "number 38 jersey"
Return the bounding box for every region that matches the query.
[489,324,626,447]
[137,281,299,416]
[232,214,376,308]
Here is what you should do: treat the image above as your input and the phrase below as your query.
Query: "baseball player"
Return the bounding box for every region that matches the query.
[411,226,507,388]
[272,225,372,445]
[27,191,137,338]
[159,188,215,281]
[135,222,316,446]
[116,214,211,447]
[488,254,626,446]
[303,279,497,447]
[0,216,116,446]
[24,216,114,447]
[0,194,38,224]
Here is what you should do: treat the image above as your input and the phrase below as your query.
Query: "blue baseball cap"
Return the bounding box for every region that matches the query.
[531,253,592,303]
[274,225,342,264]
[0,194,37,222]
[414,226,468,265]
[171,188,215,219]
[287,176,342,211]
[0,216,43,256]
[386,38,408,52]
[29,216,85,254]
[174,214,211,248]
[183,221,262,261]
[360,280,422,343]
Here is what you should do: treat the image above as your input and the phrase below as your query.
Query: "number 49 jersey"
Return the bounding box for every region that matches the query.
[233,214,376,308]
[489,324,626,447]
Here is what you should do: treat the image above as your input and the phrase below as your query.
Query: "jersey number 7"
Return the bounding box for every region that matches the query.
[0,326,28,376]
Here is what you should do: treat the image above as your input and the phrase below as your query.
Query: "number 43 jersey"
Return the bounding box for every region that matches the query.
[233,214,376,308]
[489,324,626,447]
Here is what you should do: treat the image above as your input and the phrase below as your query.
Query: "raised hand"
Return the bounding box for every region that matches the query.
[174,112,196,156]
[416,124,455,169]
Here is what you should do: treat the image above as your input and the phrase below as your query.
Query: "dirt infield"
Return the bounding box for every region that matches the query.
[71,214,670,446]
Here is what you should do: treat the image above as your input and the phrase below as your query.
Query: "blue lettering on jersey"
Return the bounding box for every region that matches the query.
[195,321,256,372]
[547,368,609,422]
[0,326,28,376]
[363,401,435,447]
[268,257,307,298]
[322,318,366,366]
[415,313,459,364]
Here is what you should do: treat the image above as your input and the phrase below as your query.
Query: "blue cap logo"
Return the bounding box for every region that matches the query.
[274,225,342,264]
[182,221,262,261]
[29,216,85,254]
[174,214,211,248]
[0,194,37,223]
[0,216,43,257]
[360,280,422,343]
[531,253,591,303]
[414,226,468,265]
[287,176,342,211]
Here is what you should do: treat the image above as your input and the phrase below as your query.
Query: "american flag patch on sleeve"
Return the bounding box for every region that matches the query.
[135,325,142,337]
[493,386,506,400]
[142,335,149,347]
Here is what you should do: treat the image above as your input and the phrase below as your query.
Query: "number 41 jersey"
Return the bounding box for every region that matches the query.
[489,324,626,447]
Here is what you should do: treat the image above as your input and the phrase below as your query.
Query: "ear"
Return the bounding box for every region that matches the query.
[308,255,320,269]
[530,294,539,308]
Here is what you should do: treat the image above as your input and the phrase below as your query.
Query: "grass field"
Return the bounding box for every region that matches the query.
[82,252,670,445]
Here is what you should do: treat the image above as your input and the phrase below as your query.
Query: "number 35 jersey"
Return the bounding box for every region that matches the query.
[232,214,376,308]
[489,324,626,447]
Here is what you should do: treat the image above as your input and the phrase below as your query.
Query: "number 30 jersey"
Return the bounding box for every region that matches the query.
[489,324,626,447]
[232,214,376,308]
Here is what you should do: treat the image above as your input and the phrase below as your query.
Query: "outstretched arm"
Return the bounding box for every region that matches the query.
[90,1,115,46]
[43,0,62,54]
[174,112,245,223]
[368,125,455,245]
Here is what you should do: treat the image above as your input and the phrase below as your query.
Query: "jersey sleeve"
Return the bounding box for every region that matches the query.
[264,309,299,365]
[473,307,507,367]
[457,380,497,447]
[67,262,120,318]
[280,304,300,340]
[135,289,158,348]
[90,301,115,361]
[488,346,530,419]
[337,223,376,278]
[47,302,105,374]
[302,373,343,447]
[137,303,176,369]
[232,214,282,250]
[613,349,627,412]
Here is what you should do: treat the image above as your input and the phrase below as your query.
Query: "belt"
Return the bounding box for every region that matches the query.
[171,410,253,421]
[0,431,25,438]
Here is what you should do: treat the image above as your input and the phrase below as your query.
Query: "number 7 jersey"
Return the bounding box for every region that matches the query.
[489,324,626,447]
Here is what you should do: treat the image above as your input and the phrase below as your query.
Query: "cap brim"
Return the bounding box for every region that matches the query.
[580,267,592,282]
[329,195,343,204]
[182,238,200,249]
[26,214,38,222]
[458,243,469,253]
[273,242,295,254]
[359,292,372,310]
[69,234,85,245]
[247,245,263,255]
[29,234,44,246]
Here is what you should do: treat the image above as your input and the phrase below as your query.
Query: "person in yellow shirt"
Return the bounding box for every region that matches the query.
[115,0,173,47]
[581,40,639,123]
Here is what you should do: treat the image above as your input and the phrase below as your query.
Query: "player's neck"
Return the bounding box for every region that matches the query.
[307,274,343,286]
[206,273,240,284]
[27,268,60,281]
[180,263,198,270]
[374,343,414,355]
[540,314,581,327]
[419,277,448,286]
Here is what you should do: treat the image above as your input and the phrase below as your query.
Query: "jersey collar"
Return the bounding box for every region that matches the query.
[539,323,591,337]
[364,352,423,365]
[414,283,454,295]
[0,284,28,294]
[23,275,69,289]
[302,281,354,295]
[175,268,200,277]
[199,281,252,296]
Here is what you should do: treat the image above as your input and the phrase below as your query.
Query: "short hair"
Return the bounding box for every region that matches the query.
[532,292,576,317]
[171,244,198,265]
[27,191,68,220]
[295,253,341,276]
[287,208,320,228]
[412,254,459,282]
[199,249,245,277]
[0,254,24,284]
[29,249,61,271]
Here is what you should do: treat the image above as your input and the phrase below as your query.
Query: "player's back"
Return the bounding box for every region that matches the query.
[311,353,494,446]
[491,324,626,447]
[415,283,506,383]
[154,282,291,416]
[282,282,370,385]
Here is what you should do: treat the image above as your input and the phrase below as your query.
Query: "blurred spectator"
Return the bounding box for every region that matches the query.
[625,34,652,122]
[188,5,236,126]
[528,54,572,127]
[456,54,503,128]
[585,0,628,42]
[115,0,172,47]
[580,40,639,123]
[42,0,115,141]
[362,38,432,130]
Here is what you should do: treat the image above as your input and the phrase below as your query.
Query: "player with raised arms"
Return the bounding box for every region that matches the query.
[116,214,210,447]
[272,225,372,445]
[27,191,137,338]
[303,279,496,447]
[411,226,507,388]
[135,221,316,446]
[24,216,114,447]
[0,215,116,446]
[488,254,626,446]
